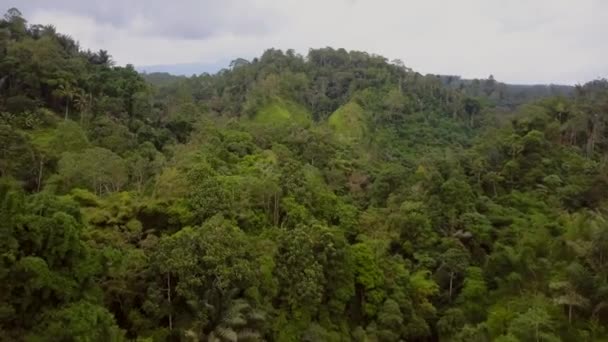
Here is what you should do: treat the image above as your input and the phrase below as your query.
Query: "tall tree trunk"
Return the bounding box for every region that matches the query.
[586,116,600,158]
[449,272,454,301]
[167,274,173,331]
[273,193,279,226]
[37,158,44,192]
[0,75,7,89]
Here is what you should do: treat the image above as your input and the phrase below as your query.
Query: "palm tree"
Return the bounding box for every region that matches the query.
[184,289,265,342]
[55,83,77,120]
[206,298,264,342]
[96,49,113,66]
[483,171,504,197]
[550,280,589,324]
[42,24,56,37]
[73,89,91,125]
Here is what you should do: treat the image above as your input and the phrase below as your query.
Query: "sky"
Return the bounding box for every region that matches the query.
[5,0,608,84]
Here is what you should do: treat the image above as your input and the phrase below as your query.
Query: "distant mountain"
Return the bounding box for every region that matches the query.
[140,72,186,87]
[438,75,575,108]
[136,60,230,76]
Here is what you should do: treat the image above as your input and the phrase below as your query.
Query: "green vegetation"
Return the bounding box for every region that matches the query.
[254,98,310,125]
[2,8,608,342]
[328,101,367,142]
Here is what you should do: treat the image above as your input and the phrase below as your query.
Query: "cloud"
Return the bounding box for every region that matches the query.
[4,0,608,84]
[11,0,277,39]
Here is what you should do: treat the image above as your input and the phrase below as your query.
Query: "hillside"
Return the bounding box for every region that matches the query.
[2,8,608,342]
[439,74,575,108]
[141,72,187,88]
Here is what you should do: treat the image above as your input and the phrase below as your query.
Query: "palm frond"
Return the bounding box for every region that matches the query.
[237,329,262,342]
[215,326,238,342]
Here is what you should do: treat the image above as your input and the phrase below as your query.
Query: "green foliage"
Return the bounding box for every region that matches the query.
[56,147,128,194]
[27,301,124,342]
[253,97,310,125]
[328,101,367,143]
[2,8,608,341]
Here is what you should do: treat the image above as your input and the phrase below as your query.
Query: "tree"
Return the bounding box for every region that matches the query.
[508,307,558,342]
[28,301,124,341]
[438,246,471,301]
[376,299,403,341]
[73,89,91,124]
[152,216,259,336]
[437,308,466,339]
[55,83,77,120]
[483,171,504,197]
[0,189,110,339]
[0,124,33,179]
[457,267,488,322]
[351,242,385,318]
[275,226,325,314]
[550,280,589,324]
[3,8,27,39]
[199,295,265,342]
[463,97,481,127]
[29,121,90,191]
[57,147,128,194]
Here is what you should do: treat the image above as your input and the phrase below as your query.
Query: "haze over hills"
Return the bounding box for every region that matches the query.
[7,0,607,84]
[139,59,576,88]
[137,60,230,76]
[141,63,577,110]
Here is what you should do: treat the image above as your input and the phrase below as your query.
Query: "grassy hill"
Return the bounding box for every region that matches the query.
[253,97,311,125]
[328,101,367,142]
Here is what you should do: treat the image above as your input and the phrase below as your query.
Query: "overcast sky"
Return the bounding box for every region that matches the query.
[6,0,608,84]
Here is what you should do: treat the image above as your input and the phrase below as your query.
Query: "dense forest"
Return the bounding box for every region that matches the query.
[3,7,608,342]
